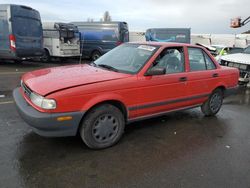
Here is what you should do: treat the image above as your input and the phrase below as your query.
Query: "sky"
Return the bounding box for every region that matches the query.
[1,0,249,34]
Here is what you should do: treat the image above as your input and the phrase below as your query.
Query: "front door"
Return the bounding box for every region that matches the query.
[132,47,189,118]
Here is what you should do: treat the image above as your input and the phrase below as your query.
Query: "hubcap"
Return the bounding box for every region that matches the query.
[210,93,222,113]
[92,114,119,143]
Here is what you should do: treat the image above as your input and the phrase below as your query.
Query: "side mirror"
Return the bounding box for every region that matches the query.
[145,67,166,76]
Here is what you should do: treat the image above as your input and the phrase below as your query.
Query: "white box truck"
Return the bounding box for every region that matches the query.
[41,22,80,62]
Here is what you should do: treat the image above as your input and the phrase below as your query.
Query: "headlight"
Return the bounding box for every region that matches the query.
[42,98,57,109]
[30,92,56,109]
[239,64,247,70]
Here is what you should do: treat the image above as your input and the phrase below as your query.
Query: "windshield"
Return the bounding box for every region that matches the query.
[94,44,158,74]
[243,46,250,54]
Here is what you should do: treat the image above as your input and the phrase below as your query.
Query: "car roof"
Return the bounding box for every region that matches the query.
[128,41,200,48]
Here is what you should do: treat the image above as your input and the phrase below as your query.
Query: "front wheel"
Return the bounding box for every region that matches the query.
[80,104,125,149]
[201,89,223,116]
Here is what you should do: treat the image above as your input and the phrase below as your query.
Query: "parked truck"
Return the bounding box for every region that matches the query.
[0,4,43,62]
[145,28,191,44]
[41,22,80,62]
[71,21,129,60]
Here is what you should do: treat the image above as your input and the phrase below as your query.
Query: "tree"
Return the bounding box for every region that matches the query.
[103,11,111,22]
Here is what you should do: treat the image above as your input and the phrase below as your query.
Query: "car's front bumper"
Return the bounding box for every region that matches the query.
[13,88,84,137]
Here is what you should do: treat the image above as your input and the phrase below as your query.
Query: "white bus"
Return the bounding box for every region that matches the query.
[42,22,80,61]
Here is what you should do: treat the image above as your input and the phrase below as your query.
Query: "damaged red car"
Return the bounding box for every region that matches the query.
[13,42,239,149]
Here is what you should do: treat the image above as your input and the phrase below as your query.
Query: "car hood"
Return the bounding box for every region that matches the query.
[22,64,131,96]
[221,53,250,65]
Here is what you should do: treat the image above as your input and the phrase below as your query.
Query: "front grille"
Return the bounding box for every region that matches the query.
[221,60,250,73]
[21,81,32,98]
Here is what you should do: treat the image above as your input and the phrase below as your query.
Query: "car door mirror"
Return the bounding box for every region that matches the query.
[145,67,166,76]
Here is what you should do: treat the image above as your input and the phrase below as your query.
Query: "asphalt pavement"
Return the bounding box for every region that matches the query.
[0,60,250,188]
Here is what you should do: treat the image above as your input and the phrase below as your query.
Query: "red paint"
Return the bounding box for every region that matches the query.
[21,42,239,120]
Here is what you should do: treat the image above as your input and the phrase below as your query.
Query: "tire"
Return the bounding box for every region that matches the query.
[41,50,51,63]
[80,104,125,149]
[201,89,223,116]
[91,50,101,61]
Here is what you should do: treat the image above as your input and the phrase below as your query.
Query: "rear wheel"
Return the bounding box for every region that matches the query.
[201,89,223,116]
[91,50,101,61]
[80,104,125,149]
[41,50,51,63]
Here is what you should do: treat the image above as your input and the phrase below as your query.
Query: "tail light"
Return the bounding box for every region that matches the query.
[9,34,16,51]
[116,41,123,46]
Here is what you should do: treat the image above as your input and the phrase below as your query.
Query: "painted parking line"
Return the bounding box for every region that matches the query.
[0,72,26,75]
[0,101,14,105]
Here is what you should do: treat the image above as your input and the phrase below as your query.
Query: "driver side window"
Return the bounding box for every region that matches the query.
[153,47,185,74]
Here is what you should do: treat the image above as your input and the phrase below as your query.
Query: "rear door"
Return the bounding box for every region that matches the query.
[185,47,219,106]
[12,16,43,57]
[119,22,129,43]
[0,9,10,55]
[11,5,43,58]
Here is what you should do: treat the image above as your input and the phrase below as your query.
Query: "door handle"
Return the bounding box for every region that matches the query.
[212,73,219,77]
[179,77,187,82]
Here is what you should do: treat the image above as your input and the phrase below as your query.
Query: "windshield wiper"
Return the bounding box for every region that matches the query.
[87,61,97,67]
[98,64,119,72]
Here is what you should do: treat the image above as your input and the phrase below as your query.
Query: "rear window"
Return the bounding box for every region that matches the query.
[188,47,216,71]
[81,29,118,41]
[13,17,42,37]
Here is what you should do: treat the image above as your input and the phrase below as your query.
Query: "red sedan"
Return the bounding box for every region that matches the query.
[13,42,239,149]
